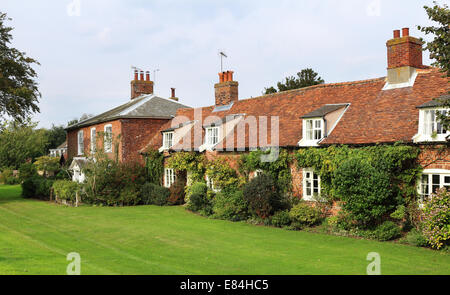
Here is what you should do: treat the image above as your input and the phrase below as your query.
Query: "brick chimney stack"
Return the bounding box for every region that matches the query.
[215,70,238,106]
[131,70,154,99]
[385,27,424,85]
[170,87,179,101]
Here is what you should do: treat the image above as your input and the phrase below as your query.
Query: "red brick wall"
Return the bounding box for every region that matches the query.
[121,118,168,164]
[418,145,450,170]
[214,81,239,106]
[67,120,122,161]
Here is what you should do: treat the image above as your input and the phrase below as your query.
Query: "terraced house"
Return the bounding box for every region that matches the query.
[140,28,449,200]
[66,70,190,173]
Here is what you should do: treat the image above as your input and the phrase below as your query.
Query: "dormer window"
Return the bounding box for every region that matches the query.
[298,104,349,147]
[163,132,174,149]
[414,99,449,143]
[206,126,219,146]
[305,118,323,141]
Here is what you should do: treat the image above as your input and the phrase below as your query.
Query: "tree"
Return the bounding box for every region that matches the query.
[0,120,48,169]
[264,68,324,94]
[45,124,66,152]
[0,12,40,124]
[418,2,450,129]
[67,113,94,127]
[33,156,60,177]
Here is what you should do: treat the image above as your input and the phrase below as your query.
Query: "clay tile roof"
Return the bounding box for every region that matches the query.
[141,67,449,153]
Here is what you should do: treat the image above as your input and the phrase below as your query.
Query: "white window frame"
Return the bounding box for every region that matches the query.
[303,168,321,201]
[206,175,220,192]
[90,128,96,154]
[254,169,264,178]
[300,118,324,146]
[77,130,84,156]
[418,169,450,206]
[417,108,449,142]
[162,132,174,149]
[104,124,113,153]
[205,126,219,146]
[164,168,176,188]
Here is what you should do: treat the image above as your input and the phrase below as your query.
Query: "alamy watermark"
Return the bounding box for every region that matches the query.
[66,252,81,275]
[67,0,81,17]
[366,252,381,275]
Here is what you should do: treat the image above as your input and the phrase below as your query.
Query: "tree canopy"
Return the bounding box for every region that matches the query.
[264,68,324,95]
[0,12,40,124]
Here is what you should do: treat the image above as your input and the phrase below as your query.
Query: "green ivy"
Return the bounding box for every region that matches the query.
[166,152,206,183]
[145,149,164,185]
[295,143,422,211]
[206,157,243,190]
[239,149,292,194]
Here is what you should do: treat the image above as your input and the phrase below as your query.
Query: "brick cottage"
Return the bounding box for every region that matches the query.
[139,28,449,202]
[66,70,190,181]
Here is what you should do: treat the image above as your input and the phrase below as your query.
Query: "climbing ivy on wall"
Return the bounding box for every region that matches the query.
[166,152,206,183]
[239,149,293,194]
[145,149,164,185]
[295,144,422,206]
[206,157,243,190]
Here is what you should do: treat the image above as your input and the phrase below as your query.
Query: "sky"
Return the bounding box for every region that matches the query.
[1,0,448,128]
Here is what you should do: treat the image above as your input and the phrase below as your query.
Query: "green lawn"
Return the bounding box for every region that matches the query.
[0,185,449,275]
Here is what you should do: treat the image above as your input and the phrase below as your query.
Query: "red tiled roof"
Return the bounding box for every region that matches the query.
[140,68,449,153]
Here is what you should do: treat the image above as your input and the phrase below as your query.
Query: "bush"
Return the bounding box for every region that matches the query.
[185,182,208,204]
[167,178,186,205]
[21,176,40,198]
[118,187,140,206]
[289,202,323,229]
[19,163,37,181]
[360,221,401,241]
[213,190,249,221]
[271,210,291,228]
[422,188,450,249]
[243,173,284,219]
[21,175,53,200]
[140,182,170,206]
[36,178,54,200]
[0,168,19,184]
[390,205,406,220]
[405,228,428,247]
[53,180,80,202]
[332,157,394,228]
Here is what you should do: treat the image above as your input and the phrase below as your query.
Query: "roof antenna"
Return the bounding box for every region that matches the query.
[218,51,227,72]
[131,65,143,72]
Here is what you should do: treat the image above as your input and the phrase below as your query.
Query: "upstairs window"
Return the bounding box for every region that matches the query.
[90,128,96,154]
[163,132,174,149]
[77,130,84,155]
[104,124,113,153]
[303,168,320,201]
[417,108,449,141]
[206,127,219,146]
[305,118,323,141]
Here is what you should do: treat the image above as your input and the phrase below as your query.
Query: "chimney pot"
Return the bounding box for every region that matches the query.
[134,70,139,81]
[402,27,409,37]
[145,71,150,81]
[393,30,400,38]
[171,88,176,98]
[140,71,144,81]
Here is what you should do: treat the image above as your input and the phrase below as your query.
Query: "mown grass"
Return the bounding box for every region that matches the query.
[0,184,449,275]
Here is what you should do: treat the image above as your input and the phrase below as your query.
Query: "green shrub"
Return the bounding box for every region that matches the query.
[53,180,80,202]
[36,178,54,200]
[140,182,170,206]
[289,202,323,229]
[118,187,140,206]
[19,163,37,181]
[0,168,19,184]
[213,190,249,221]
[361,221,401,241]
[390,205,406,220]
[405,228,428,247]
[243,173,284,219]
[167,178,186,205]
[271,210,291,228]
[185,182,208,204]
[21,175,40,198]
[422,188,450,249]
[332,157,394,228]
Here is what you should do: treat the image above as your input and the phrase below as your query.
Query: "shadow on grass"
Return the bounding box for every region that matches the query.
[0,185,28,205]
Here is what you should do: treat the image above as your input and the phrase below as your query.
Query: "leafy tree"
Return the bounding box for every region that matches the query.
[45,124,66,152]
[0,120,48,169]
[418,2,450,129]
[264,68,324,94]
[67,113,94,127]
[0,12,40,124]
[33,156,60,177]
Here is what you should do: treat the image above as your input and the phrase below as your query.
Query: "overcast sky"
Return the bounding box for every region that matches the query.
[2,0,447,128]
